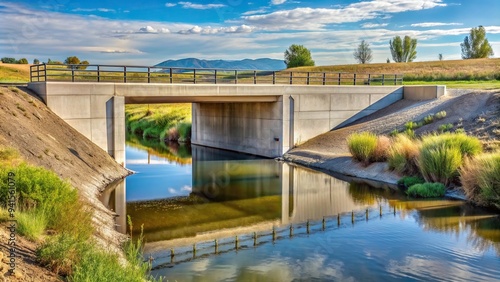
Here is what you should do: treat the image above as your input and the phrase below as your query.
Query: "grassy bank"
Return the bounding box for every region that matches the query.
[0,63,31,83]
[347,130,499,206]
[0,146,157,281]
[125,103,192,142]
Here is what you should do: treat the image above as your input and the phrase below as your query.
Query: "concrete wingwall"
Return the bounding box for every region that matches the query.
[27,82,445,161]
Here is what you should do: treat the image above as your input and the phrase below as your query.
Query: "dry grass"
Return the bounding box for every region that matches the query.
[387,134,421,175]
[0,63,31,83]
[289,58,500,81]
[461,153,500,209]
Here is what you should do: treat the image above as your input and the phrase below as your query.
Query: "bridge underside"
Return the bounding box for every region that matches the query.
[28,82,445,165]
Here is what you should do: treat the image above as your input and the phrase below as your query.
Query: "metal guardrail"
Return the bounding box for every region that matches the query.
[30,64,403,86]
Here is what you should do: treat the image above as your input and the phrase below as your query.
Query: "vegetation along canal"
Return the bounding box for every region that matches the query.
[101,138,500,281]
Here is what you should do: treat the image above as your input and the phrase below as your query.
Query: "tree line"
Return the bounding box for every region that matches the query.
[284,26,494,68]
[1,56,90,70]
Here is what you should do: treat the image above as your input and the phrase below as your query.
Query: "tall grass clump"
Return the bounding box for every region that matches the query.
[460,153,500,209]
[347,132,388,165]
[17,209,48,241]
[407,182,446,198]
[418,144,462,186]
[423,133,483,157]
[387,134,421,175]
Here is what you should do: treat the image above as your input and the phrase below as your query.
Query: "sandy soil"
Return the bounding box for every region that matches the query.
[0,86,130,281]
[285,89,500,184]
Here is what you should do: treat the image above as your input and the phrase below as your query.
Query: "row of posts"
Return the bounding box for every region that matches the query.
[167,206,398,262]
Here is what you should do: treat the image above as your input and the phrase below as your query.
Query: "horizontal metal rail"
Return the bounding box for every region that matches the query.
[30,63,404,86]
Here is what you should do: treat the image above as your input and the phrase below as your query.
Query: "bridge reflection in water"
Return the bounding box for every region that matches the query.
[100,145,383,245]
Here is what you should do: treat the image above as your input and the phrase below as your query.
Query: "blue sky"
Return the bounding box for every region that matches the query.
[1,0,499,66]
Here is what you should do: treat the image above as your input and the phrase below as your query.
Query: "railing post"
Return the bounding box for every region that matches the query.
[272,71,276,84]
[289,72,293,85]
[367,74,371,85]
[36,65,40,82]
[97,65,100,82]
[71,67,75,82]
[382,74,385,85]
[214,69,217,84]
[338,73,341,85]
[43,63,47,81]
[123,66,127,83]
[306,72,310,85]
[147,67,151,83]
[394,74,397,85]
[322,72,326,85]
[193,69,196,84]
[353,73,357,85]
[253,71,257,84]
[169,68,173,83]
[234,70,238,84]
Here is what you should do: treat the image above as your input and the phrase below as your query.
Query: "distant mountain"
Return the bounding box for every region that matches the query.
[155,58,286,70]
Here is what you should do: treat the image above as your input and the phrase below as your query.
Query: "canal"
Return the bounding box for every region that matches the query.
[101,140,500,281]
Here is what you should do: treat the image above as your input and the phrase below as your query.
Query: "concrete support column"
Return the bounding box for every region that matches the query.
[112,96,126,166]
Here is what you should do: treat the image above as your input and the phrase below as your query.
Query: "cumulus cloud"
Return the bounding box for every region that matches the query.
[138,26,170,33]
[411,22,462,27]
[181,185,192,192]
[242,0,448,30]
[271,0,287,4]
[361,23,389,28]
[178,25,254,34]
[165,3,177,7]
[177,1,226,9]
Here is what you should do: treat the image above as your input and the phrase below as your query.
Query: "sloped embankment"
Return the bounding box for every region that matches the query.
[0,86,130,277]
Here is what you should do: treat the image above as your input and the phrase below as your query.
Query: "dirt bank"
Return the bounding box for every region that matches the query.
[0,86,130,280]
[285,89,500,187]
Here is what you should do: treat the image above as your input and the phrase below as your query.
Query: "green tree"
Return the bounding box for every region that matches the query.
[18,58,28,64]
[284,44,315,68]
[33,58,40,64]
[353,40,373,64]
[65,56,81,69]
[389,35,417,62]
[1,57,17,63]
[461,26,494,59]
[438,54,443,61]
[77,60,90,70]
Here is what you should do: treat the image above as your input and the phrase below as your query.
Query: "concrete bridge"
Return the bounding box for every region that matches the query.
[27,65,445,164]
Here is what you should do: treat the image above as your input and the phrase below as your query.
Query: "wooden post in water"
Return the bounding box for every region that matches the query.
[235,236,239,250]
[394,206,396,216]
[380,206,383,217]
[192,244,196,258]
[307,220,310,234]
[253,232,257,246]
[272,227,277,241]
[322,217,326,230]
[337,214,340,226]
[290,224,293,237]
[366,209,369,221]
[214,239,218,254]
[351,211,355,224]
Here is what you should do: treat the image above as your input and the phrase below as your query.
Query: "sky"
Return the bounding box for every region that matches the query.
[0,0,499,66]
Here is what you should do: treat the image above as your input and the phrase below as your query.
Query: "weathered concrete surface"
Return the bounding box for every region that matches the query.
[28,82,444,159]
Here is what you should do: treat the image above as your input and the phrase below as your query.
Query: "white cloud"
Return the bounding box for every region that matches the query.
[181,185,192,192]
[411,22,462,27]
[168,188,177,194]
[242,9,268,16]
[165,3,177,7]
[178,2,226,9]
[271,0,287,5]
[362,23,389,28]
[242,0,448,30]
[138,26,170,33]
[178,25,255,34]
[71,8,115,12]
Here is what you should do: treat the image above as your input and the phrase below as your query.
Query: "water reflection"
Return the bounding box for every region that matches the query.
[99,141,500,281]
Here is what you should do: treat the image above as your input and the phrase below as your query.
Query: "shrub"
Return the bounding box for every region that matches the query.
[405,121,419,130]
[390,129,399,137]
[347,132,378,165]
[418,144,462,185]
[177,122,192,143]
[397,176,425,188]
[435,111,447,119]
[438,123,453,133]
[424,115,434,125]
[388,134,420,175]
[404,128,415,139]
[460,153,500,209]
[407,182,446,198]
